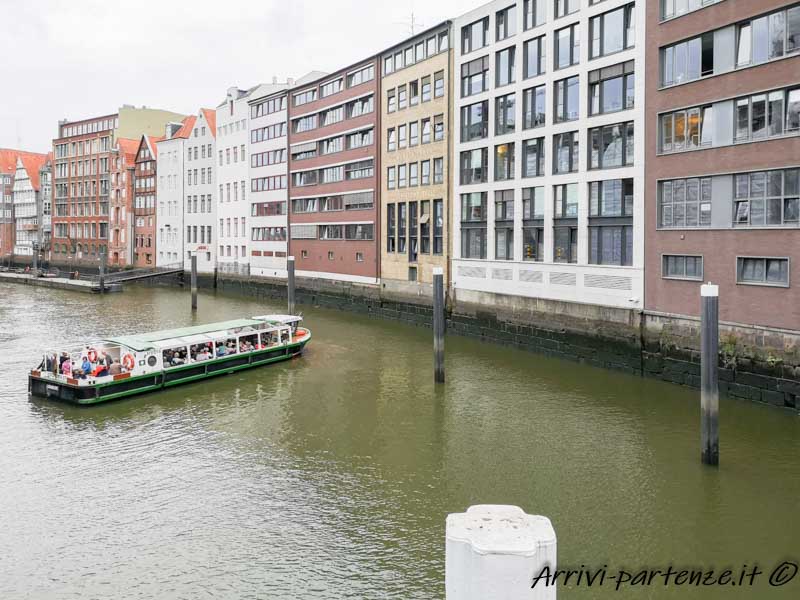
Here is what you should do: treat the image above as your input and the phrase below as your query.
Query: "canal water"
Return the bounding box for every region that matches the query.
[0,283,798,599]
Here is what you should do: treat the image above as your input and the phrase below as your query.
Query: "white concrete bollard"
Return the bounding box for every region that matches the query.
[446,505,557,600]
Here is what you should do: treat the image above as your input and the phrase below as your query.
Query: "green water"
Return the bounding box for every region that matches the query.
[0,283,797,599]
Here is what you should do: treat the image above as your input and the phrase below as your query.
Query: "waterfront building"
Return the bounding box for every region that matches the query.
[51,105,185,267]
[108,138,139,267]
[645,0,800,330]
[451,0,645,310]
[155,119,195,267]
[287,60,381,284]
[38,157,52,261]
[216,87,254,274]
[132,135,162,267]
[12,152,49,256]
[246,79,295,278]
[380,23,453,296]
[182,109,217,273]
[1,149,51,259]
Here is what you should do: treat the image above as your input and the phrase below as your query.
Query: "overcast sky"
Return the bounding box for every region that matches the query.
[0,0,486,153]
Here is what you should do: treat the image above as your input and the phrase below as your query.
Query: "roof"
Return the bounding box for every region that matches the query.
[0,148,49,176]
[142,135,163,159]
[115,138,139,165]
[17,152,49,191]
[200,108,216,137]
[104,318,269,351]
[171,115,196,139]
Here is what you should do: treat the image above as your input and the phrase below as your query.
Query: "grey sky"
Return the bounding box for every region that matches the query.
[0,0,486,153]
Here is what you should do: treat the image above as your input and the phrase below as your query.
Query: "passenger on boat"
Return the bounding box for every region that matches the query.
[216,343,227,357]
[109,360,122,375]
[171,351,185,366]
[59,352,70,374]
[78,356,92,379]
[194,347,210,361]
[61,357,72,377]
[92,363,109,378]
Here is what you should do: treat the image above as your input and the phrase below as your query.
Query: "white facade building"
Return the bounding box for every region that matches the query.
[183,109,217,273]
[156,119,191,266]
[247,81,291,277]
[216,88,253,273]
[13,156,45,256]
[452,0,645,310]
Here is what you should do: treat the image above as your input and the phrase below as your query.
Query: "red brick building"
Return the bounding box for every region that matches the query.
[287,59,381,283]
[108,138,138,267]
[133,135,161,267]
[645,0,800,330]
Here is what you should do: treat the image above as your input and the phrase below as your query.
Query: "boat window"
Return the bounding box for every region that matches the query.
[238,334,259,353]
[162,346,189,368]
[280,327,291,344]
[215,338,238,357]
[190,343,214,362]
[260,331,280,347]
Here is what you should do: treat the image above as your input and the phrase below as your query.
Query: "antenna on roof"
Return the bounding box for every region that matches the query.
[394,11,425,36]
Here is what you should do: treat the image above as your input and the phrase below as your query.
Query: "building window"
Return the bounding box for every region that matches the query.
[293,89,317,106]
[434,158,444,184]
[496,5,517,41]
[398,164,407,188]
[387,166,396,190]
[345,224,374,241]
[409,121,419,146]
[737,257,790,286]
[590,179,634,217]
[462,17,489,54]
[461,57,490,97]
[734,169,800,227]
[409,162,419,186]
[661,32,714,86]
[387,204,396,252]
[522,137,545,177]
[554,75,579,122]
[434,71,445,98]
[659,177,713,228]
[524,0,546,30]
[589,225,633,266]
[589,61,635,116]
[523,85,546,128]
[660,105,712,152]
[398,203,407,253]
[398,124,407,148]
[589,121,634,169]
[434,114,445,141]
[524,35,546,79]
[421,76,432,102]
[523,186,544,262]
[409,201,419,261]
[347,64,374,87]
[590,3,635,59]
[555,0,579,19]
[661,0,723,21]
[662,255,703,280]
[461,100,489,141]
[388,89,396,113]
[495,94,516,135]
[495,190,515,260]
[737,7,800,68]
[461,192,487,259]
[735,87,800,143]
[496,47,516,87]
[555,24,579,69]
[433,198,444,254]
[553,226,578,263]
[495,143,515,181]
[554,183,579,219]
[553,131,579,174]
[460,148,488,184]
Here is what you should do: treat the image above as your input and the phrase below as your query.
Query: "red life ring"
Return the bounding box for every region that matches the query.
[87,348,98,362]
[122,354,135,371]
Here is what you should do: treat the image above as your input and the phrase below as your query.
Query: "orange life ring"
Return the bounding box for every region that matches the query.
[122,353,135,371]
[87,348,98,362]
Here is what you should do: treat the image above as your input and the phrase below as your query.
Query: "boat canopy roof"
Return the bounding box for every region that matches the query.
[103,318,286,352]
[252,314,302,324]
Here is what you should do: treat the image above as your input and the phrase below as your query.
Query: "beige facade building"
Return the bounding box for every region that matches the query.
[380,23,452,296]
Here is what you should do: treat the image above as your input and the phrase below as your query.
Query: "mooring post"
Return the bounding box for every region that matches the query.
[701,283,720,466]
[32,243,38,274]
[446,505,557,599]
[433,266,445,383]
[287,256,296,315]
[191,254,198,312]
[98,248,106,294]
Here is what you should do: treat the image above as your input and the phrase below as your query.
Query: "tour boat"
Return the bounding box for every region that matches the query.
[29,315,311,405]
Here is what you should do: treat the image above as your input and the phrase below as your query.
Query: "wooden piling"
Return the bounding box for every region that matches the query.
[98,248,106,294]
[433,267,445,384]
[701,283,719,466]
[287,256,296,315]
[191,254,198,312]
